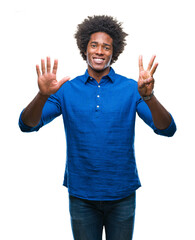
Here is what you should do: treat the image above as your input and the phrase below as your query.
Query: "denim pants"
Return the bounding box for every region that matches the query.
[69,192,136,240]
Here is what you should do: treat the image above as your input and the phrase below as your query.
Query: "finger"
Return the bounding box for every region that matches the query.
[140,77,154,86]
[36,65,41,77]
[41,59,46,74]
[145,77,155,84]
[47,56,51,73]
[58,76,71,88]
[52,59,58,74]
[150,62,158,76]
[139,55,144,72]
[138,79,145,89]
[147,55,156,71]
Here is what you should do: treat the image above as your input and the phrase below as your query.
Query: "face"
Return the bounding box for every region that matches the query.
[86,32,113,74]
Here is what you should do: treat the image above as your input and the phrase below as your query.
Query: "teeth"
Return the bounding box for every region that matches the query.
[93,58,104,64]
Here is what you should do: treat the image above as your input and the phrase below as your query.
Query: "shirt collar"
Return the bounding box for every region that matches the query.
[83,67,115,84]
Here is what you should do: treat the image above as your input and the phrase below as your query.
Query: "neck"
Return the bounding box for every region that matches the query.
[87,66,110,83]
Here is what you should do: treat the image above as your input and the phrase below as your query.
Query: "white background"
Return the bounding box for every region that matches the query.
[0,0,194,239]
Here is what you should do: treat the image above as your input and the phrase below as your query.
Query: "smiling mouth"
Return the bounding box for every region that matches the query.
[93,58,105,64]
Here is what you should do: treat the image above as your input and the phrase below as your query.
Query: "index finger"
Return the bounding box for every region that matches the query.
[52,59,58,74]
[139,55,144,72]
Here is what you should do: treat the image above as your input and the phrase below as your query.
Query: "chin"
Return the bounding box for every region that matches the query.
[90,64,110,73]
[93,67,107,72]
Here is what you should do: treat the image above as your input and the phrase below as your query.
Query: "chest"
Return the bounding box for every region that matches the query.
[65,83,136,114]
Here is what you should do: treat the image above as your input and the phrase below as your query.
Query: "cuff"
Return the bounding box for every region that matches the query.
[18,110,41,132]
[152,114,177,137]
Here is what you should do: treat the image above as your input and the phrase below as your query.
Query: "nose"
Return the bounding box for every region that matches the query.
[96,46,103,55]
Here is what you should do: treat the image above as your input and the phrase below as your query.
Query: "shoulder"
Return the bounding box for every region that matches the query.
[53,74,85,99]
[59,74,85,90]
[114,71,138,88]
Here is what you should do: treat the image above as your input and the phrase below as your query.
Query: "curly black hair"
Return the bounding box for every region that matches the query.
[74,15,128,64]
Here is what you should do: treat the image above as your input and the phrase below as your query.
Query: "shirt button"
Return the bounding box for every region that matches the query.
[97,95,100,98]
[97,105,100,108]
[98,85,100,88]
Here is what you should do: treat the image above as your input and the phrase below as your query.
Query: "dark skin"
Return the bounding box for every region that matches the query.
[21,32,172,130]
[86,32,113,83]
[21,57,70,127]
[138,55,172,129]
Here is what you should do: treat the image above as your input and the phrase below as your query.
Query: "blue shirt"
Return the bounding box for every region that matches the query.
[19,68,176,201]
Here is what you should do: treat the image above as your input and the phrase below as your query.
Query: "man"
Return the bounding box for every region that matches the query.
[19,15,176,240]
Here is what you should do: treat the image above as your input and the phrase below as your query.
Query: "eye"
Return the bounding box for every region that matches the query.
[103,45,111,51]
[91,44,97,48]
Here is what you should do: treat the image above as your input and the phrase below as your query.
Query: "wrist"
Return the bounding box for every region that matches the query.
[141,91,154,101]
[38,91,50,101]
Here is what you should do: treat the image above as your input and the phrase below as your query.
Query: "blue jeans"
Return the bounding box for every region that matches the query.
[69,192,136,240]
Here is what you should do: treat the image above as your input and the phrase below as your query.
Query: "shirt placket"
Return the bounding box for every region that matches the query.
[95,83,101,116]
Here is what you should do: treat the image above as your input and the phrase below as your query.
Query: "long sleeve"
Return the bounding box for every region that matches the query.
[19,94,62,132]
[136,97,176,137]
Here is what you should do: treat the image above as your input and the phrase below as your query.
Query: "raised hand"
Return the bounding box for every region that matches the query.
[36,57,70,96]
[138,55,158,97]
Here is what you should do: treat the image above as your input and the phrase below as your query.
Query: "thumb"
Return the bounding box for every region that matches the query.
[58,76,70,88]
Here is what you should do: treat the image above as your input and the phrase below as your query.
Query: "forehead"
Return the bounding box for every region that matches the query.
[89,32,113,45]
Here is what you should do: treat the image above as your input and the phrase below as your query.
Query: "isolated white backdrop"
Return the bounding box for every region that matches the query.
[0,0,194,239]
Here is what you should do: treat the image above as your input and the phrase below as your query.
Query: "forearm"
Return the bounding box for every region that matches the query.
[144,95,172,130]
[21,92,49,127]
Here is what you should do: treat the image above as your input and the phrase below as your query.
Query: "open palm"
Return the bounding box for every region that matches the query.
[36,57,70,96]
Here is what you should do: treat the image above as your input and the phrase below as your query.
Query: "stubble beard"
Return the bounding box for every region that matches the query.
[86,54,112,73]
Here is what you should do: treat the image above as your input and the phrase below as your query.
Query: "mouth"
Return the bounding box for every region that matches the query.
[93,57,105,64]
